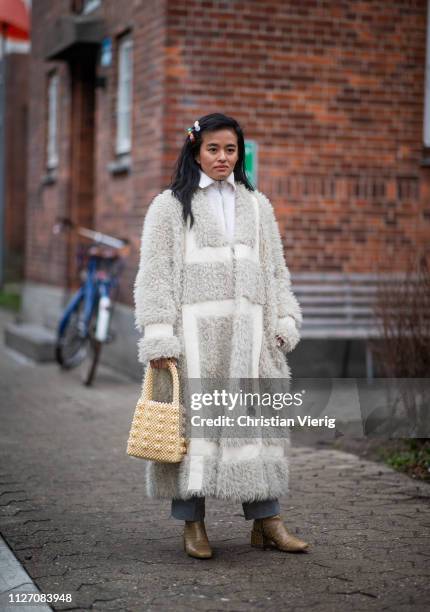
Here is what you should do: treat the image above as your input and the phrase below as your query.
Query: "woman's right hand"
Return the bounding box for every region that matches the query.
[150,357,177,369]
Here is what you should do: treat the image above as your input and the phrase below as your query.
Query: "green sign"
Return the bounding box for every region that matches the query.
[245,140,258,187]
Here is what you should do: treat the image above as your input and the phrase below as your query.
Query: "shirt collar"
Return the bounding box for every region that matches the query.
[199,169,236,191]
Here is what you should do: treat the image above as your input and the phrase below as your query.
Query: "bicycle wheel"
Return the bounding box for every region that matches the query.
[80,335,102,386]
[56,298,93,369]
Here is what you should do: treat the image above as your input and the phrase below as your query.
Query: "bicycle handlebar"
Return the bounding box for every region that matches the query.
[78,228,127,250]
[53,217,130,251]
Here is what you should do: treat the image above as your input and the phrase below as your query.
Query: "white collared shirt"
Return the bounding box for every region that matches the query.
[198,169,236,242]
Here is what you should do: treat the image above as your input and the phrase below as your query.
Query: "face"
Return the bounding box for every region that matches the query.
[194,128,239,180]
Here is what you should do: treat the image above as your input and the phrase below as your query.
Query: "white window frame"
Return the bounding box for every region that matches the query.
[424,0,430,146]
[47,72,59,170]
[116,35,133,155]
[82,0,101,14]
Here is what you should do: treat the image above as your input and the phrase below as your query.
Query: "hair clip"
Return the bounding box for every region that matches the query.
[186,120,201,143]
[186,127,195,142]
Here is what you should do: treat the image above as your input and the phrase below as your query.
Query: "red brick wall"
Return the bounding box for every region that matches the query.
[164,0,430,273]
[26,0,430,311]
[26,0,71,287]
[5,53,28,280]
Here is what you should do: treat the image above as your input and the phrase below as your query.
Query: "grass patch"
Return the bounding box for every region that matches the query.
[0,288,21,312]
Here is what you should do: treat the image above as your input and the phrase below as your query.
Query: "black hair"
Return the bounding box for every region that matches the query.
[168,112,255,229]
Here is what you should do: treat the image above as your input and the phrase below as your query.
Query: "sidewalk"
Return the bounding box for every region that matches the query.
[0,308,429,612]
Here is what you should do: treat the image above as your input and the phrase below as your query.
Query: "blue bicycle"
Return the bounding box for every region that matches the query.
[52,217,130,385]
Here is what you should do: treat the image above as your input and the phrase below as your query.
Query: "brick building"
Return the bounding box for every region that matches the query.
[4,52,28,282]
[20,0,430,378]
[1,0,31,284]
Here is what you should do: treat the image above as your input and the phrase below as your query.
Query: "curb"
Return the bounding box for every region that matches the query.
[0,534,52,611]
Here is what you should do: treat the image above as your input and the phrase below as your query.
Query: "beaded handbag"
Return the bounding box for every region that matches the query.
[126,359,187,463]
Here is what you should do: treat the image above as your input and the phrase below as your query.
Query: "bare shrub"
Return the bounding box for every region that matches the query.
[369,253,430,437]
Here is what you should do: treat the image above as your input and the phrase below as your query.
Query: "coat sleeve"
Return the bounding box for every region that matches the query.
[133,194,181,365]
[259,192,303,354]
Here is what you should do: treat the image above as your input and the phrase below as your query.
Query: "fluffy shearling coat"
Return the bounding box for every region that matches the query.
[133,182,303,502]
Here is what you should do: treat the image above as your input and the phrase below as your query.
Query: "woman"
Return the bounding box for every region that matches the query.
[133,113,309,558]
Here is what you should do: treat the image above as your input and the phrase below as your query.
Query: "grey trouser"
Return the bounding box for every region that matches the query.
[171,496,280,521]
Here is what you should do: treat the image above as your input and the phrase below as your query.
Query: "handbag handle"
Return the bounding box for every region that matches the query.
[141,359,180,406]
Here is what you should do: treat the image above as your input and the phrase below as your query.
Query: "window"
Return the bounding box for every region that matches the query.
[47,72,59,170]
[424,0,430,146]
[116,35,133,155]
[82,0,101,14]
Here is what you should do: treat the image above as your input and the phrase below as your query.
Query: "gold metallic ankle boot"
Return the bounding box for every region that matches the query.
[251,515,309,552]
[183,520,213,559]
